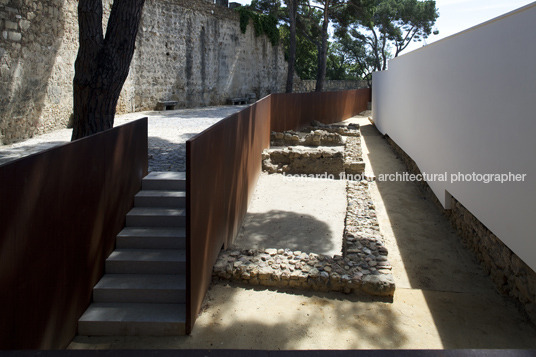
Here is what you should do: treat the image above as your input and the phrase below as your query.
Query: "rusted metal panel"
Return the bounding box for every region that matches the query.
[185,89,371,333]
[0,119,148,349]
[186,97,271,333]
[270,88,371,132]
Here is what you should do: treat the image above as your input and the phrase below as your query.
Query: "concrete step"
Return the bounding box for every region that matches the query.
[106,249,186,274]
[135,190,186,208]
[126,207,185,227]
[78,303,186,336]
[117,227,186,249]
[142,171,186,191]
[93,274,186,304]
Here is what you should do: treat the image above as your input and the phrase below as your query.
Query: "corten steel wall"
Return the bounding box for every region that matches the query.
[185,88,371,333]
[0,119,148,349]
[186,97,272,333]
[270,88,371,132]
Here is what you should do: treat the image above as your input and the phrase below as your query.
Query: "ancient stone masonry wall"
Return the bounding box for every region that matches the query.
[385,135,536,325]
[0,0,287,145]
[263,123,365,177]
[0,0,76,145]
[132,0,286,111]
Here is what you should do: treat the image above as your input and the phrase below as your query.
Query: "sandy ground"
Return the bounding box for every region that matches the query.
[69,115,536,350]
[233,173,346,256]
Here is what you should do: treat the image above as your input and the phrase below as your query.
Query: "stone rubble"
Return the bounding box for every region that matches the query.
[343,136,365,176]
[306,121,361,137]
[271,130,345,147]
[263,121,365,177]
[262,146,345,176]
[213,245,394,296]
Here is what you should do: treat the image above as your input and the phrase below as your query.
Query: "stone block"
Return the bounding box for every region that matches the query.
[5,20,18,30]
[360,274,395,297]
[8,31,21,42]
[19,19,30,31]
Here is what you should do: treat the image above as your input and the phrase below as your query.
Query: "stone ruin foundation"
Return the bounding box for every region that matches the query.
[262,121,365,178]
[213,120,395,298]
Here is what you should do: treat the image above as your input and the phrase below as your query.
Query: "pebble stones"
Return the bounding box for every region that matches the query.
[213,246,395,296]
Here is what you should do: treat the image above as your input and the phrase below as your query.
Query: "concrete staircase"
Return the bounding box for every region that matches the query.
[78,172,187,336]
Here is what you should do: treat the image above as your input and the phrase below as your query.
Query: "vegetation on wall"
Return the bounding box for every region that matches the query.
[237,6,280,46]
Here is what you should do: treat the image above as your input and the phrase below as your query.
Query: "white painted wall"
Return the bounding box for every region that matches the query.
[372,3,536,271]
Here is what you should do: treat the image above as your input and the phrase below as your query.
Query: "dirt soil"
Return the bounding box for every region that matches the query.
[69,116,536,350]
[232,173,346,256]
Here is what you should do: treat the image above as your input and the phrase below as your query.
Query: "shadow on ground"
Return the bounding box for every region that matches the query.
[359,119,536,348]
[70,282,406,350]
[233,209,337,255]
[0,141,68,166]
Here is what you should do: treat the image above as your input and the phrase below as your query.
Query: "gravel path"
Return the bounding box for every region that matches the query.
[0,105,246,171]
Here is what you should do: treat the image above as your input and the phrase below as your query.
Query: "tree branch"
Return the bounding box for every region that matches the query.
[396,26,418,56]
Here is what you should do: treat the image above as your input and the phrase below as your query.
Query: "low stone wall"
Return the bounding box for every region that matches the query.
[344,137,365,176]
[293,79,369,93]
[385,135,536,324]
[449,198,536,323]
[271,130,345,147]
[263,146,345,176]
[304,121,361,137]
[213,245,394,296]
[263,123,365,177]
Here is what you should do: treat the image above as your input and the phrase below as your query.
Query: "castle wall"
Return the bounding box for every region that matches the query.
[130,0,286,112]
[0,0,287,145]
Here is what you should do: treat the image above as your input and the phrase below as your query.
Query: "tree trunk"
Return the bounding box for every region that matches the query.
[285,0,298,93]
[315,1,329,92]
[72,0,145,141]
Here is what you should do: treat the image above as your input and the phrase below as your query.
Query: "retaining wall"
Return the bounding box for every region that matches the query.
[293,79,369,93]
[0,119,148,349]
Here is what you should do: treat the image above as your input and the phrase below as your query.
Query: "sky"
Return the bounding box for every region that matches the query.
[230,0,535,54]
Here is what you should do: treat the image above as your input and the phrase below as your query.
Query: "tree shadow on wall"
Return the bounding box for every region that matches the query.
[233,209,340,256]
[0,0,67,144]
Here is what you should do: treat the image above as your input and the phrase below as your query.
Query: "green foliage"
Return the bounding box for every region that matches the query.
[326,42,359,80]
[338,0,439,61]
[280,25,317,80]
[331,0,438,74]
[236,6,280,46]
